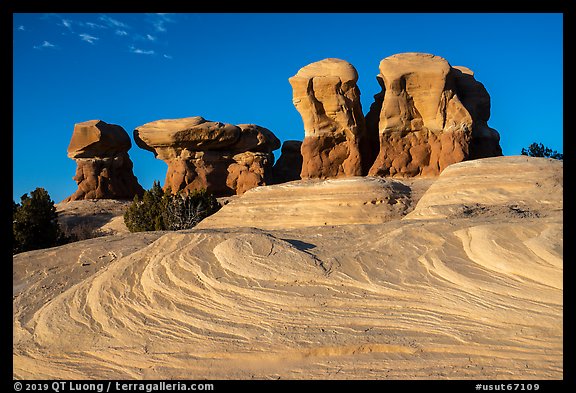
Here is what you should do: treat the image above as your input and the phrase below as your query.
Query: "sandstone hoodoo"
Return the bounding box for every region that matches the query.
[366,52,502,177]
[134,116,280,197]
[271,140,303,183]
[64,120,144,202]
[289,58,372,179]
[451,66,502,159]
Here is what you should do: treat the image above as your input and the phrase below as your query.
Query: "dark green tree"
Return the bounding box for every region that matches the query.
[123,181,167,232]
[521,143,563,160]
[13,188,67,254]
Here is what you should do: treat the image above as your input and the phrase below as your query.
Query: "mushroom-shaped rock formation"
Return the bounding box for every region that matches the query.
[289,58,372,179]
[366,53,502,177]
[134,117,280,196]
[64,120,144,202]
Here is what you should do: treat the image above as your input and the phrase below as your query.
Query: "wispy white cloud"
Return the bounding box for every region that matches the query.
[146,34,156,41]
[86,22,106,29]
[17,25,25,31]
[79,33,99,44]
[130,46,155,55]
[58,18,106,32]
[116,30,128,36]
[163,54,173,59]
[61,19,73,31]
[99,15,128,29]
[153,20,167,32]
[33,41,56,49]
[149,13,175,33]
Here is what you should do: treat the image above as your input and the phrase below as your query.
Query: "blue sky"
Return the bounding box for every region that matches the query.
[13,13,563,203]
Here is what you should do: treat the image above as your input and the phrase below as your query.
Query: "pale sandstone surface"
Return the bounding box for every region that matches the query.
[56,199,132,236]
[404,156,562,220]
[197,177,423,230]
[377,53,466,133]
[14,157,561,380]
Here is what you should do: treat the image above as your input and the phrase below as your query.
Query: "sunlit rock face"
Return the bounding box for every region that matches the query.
[366,53,502,177]
[65,120,143,201]
[134,117,280,196]
[289,58,373,179]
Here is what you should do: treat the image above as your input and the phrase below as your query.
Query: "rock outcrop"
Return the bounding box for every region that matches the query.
[134,117,280,196]
[366,53,502,177]
[197,177,413,230]
[289,58,372,179]
[64,120,144,202]
[451,66,502,159]
[404,156,562,220]
[271,140,303,183]
[15,155,562,380]
[56,199,132,237]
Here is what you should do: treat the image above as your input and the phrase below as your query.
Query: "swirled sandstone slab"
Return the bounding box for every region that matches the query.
[14,156,561,380]
[404,155,562,220]
[197,177,414,230]
[14,214,562,379]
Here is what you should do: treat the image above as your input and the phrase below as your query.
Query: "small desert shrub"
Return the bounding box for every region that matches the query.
[162,189,221,231]
[123,181,220,232]
[521,143,563,160]
[13,188,69,254]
